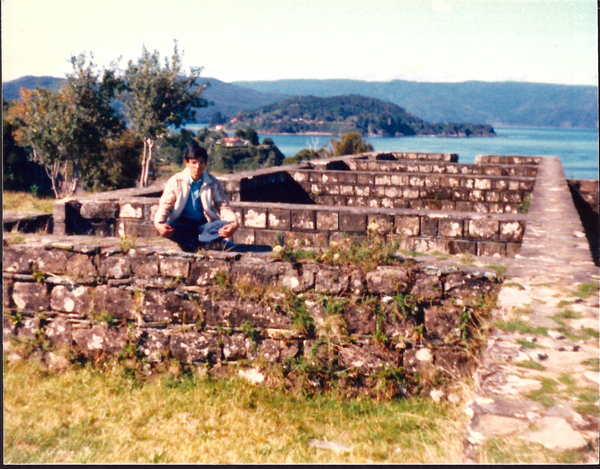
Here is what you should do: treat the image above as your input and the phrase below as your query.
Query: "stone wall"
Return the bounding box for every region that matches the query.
[567,179,599,266]
[52,151,537,258]
[3,238,501,393]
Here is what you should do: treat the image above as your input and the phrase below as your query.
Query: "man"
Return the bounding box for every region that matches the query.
[154,143,239,251]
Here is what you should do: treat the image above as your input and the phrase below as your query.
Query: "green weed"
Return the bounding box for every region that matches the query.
[572,282,599,299]
[514,361,545,371]
[516,339,542,349]
[494,319,547,336]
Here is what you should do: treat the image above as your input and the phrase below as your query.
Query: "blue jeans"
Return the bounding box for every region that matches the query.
[167,216,209,252]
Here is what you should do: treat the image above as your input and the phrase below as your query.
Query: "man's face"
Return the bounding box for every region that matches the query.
[185,157,207,181]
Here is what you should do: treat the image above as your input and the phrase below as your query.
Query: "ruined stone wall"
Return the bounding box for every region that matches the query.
[3,239,501,392]
[52,152,536,258]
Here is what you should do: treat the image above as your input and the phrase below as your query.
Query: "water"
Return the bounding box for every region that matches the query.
[184,124,599,180]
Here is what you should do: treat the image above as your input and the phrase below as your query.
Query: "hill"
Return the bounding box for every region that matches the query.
[233,79,599,129]
[2,76,289,123]
[226,94,495,137]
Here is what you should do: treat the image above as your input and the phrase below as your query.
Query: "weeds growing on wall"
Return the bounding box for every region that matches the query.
[272,229,408,272]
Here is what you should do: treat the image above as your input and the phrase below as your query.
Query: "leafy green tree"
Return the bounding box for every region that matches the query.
[330,131,374,156]
[119,42,208,187]
[209,111,228,126]
[7,54,123,198]
[245,128,259,146]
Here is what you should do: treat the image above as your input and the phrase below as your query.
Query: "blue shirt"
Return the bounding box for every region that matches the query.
[181,173,207,222]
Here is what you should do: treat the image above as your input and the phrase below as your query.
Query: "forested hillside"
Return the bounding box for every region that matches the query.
[226,95,495,137]
[3,76,288,124]
[233,79,599,129]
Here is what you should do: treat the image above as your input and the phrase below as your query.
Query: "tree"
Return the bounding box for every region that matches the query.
[330,131,374,156]
[119,42,209,187]
[7,54,123,198]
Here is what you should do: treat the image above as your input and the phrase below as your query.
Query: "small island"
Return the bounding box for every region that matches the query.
[225,94,496,138]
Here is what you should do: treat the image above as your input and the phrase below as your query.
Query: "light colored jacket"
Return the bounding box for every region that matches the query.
[154,167,237,227]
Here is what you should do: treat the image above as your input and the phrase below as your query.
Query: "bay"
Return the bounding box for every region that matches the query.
[184,124,598,180]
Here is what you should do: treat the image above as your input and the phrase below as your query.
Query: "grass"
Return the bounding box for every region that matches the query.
[484,264,508,277]
[476,437,590,464]
[3,360,472,464]
[516,339,542,349]
[2,191,56,214]
[514,360,545,371]
[494,319,547,336]
[572,282,599,300]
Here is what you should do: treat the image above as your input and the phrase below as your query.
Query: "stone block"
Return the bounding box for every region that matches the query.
[66,254,97,280]
[395,215,420,237]
[502,192,523,203]
[478,242,507,257]
[402,188,420,199]
[233,228,255,245]
[369,214,394,235]
[485,191,502,203]
[222,334,249,360]
[357,173,374,185]
[244,208,267,229]
[203,299,291,329]
[366,266,411,294]
[500,221,525,242]
[338,344,394,373]
[80,201,118,219]
[468,219,499,240]
[408,176,425,187]
[33,249,69,275]
[100,255,132,279]
[255,230,279,246]
[316,212,339,231]
[507,243,521,258]
[447,240,477,255]
[474,178,492,190]
[410,274,443,301]
[439,219,464,238]
[315,268,350,295]
[50,285,92,315]
[268,209,291,230]
[455,201,473,212]
[292,210,316,231]
[420,216,438,237]
[44,317,73,347]
[17,316,41,339]
[13,282,49,311]
[422,200,443,211]
[424,304,462,341]
[469,190,486,202]
[138,329,170,361]
[160,257,190,278]
[3,248,31,273]
[170,331,221,363]
[130,255,159,279]
[339,212,366,232]
[189,259,230,286]
[452,188,470,201]
[119,203,144,219]
[93,285,135,320]
[403,347,435,374]
[279,264,316,293]
[473,203,489,213]
[375,175,391,185]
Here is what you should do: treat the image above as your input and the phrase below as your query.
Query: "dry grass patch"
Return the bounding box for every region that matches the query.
[4,360,472,464]
[2,192,55,214]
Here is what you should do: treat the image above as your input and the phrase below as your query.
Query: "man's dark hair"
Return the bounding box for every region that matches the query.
[184,143,208,162]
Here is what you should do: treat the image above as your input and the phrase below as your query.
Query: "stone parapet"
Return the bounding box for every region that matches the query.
[3,237,502,391]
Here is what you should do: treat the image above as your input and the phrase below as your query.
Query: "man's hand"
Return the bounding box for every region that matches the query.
[155,222,175,238]
[218,220,239,238]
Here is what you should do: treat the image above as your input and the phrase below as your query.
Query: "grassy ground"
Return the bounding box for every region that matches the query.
[2,192,55,214]
[4,360,475,464]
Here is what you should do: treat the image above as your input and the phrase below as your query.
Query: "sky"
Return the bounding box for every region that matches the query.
[2,0,598,85]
